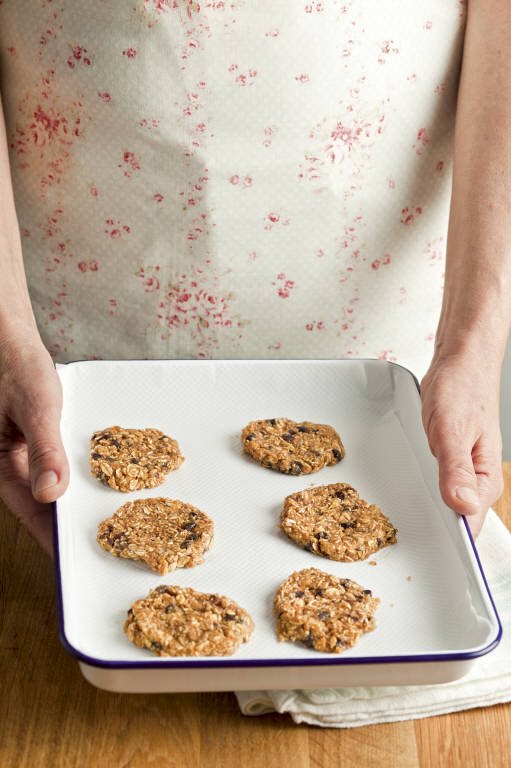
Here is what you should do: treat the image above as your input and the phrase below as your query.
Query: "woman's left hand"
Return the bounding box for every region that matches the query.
[420,353,503,537]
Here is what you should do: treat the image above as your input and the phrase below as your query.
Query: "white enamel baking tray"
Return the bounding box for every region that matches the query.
[54,360,501,693]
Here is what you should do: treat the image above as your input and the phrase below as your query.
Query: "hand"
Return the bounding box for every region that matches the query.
[420,352,503,537]
[0,337,69,555]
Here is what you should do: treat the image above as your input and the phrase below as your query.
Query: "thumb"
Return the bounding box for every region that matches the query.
[23,407,70,503]
[435,438,481,517]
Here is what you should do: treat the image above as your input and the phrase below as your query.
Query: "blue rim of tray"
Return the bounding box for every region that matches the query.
[52,359,503,670]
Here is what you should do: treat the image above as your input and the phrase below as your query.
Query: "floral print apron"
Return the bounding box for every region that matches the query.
[0,1,466,378]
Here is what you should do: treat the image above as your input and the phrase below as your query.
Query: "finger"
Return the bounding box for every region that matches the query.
[465,507,488,539]
[433,432,482,516]
[2,489,54,557]
[0,446,53,556]
[17,404,70,504]
[473,463,504,513]
[437,449,502,519]
[472,436,504,511]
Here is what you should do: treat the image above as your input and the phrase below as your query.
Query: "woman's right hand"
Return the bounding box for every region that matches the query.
[0,336,69,555]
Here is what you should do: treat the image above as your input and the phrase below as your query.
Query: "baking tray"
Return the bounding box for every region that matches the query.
[54,360,501,692]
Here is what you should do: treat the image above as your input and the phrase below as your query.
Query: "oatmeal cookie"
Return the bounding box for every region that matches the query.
[280,482,397,561]
[274,567,379,653]
[125,584,254,656]
[90,426,184,492]
[97,497,213,574]
[241,418,345,475]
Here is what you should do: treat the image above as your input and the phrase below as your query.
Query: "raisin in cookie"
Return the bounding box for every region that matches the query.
[97,497,213,574]
[274,567,379,653]
[280,482,397,561]
[241,418,345,475]
[90,426,184,492]
[125,584,254,656]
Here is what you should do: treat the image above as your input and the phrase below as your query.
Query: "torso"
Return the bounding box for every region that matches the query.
[0,1,466,377]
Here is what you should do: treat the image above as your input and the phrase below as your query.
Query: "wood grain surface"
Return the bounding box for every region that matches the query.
[1,466,510,768]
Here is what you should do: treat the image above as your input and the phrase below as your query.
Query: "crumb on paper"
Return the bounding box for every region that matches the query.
[406,575,412,581]
[368,560,377,567]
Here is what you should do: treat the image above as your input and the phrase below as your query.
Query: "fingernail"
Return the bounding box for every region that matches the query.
[34,470,58,495]
[455,486,479,506]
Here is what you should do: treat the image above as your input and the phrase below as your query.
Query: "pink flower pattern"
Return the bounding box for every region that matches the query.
[136,260,247,356]
[272,273,295,299]
[0,1,466,375]
[11,68,86,198]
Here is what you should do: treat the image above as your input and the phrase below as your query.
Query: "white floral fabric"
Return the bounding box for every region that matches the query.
[0,1,466,377]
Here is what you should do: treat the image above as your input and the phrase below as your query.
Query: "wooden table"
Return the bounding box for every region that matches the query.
[1,467,511,768]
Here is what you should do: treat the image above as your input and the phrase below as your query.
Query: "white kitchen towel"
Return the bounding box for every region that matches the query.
[236,509,511,727]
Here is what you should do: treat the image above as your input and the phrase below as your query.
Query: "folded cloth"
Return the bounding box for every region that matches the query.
[236,509,511,727]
